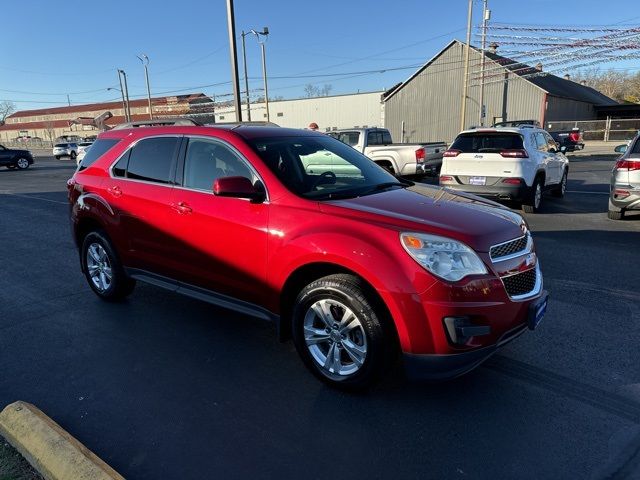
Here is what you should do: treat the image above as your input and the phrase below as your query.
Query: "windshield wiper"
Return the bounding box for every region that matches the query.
[359,181,409,196]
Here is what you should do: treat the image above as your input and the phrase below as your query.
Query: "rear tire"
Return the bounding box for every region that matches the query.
[81,230,135,301]
[70,151,77,160]
[376,161,395,175]
[55,156,61,160]
[608,199,624,220]
[15,158,30,170]
[522,176,543,213]
[291,274,396,391]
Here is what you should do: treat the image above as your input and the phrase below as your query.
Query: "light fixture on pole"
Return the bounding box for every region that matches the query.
[241,31,252,121]
[251,27,270,122]
[137,54,153,119]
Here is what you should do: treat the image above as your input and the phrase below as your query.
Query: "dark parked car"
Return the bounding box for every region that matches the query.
[549,128,584,152]
[0,144,34,170]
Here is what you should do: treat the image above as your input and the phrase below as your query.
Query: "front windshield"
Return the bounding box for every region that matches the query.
[248,134,404,200]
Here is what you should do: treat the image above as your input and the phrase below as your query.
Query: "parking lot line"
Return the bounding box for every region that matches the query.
[0,192,67,205]
[566,190,609,195]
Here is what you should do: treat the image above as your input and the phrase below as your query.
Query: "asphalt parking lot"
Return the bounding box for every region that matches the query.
[0,153,638,479]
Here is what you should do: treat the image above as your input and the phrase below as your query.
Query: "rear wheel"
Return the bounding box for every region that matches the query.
[376,161,395,175]
[552,170,567,198]
[15,158,30,170]
[55,156,61,160]
[81,230,135,301]
[292,274,395,391]
[70,151,77,160]
[522,176,543,213]
[608,199,625,220]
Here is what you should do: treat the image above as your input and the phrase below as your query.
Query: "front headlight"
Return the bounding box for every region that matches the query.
[400,232,488,282]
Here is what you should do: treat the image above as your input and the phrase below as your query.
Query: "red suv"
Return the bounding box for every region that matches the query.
[68,124,548,390]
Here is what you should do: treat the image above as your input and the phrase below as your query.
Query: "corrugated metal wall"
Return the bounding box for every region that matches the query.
[384,42,547,144]
[214,92,383,131]
[545,96,595,122]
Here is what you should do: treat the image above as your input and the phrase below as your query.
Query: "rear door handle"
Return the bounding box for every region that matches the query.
[107,186,122,197]
[171,201,192,214]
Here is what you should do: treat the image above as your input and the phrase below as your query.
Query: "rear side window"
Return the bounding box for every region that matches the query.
[337,132,359,146]
[450,133,524,153]
[125,137,180,184]
[78,139,119,171]
[55,143,69,148]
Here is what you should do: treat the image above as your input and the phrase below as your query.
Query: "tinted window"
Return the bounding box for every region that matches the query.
[381,131,392,144]
[183,138,253,191]
[112,150,130,178]
[55,143,69,148]
[367,131,382,145]
[126,137,179,184]
[450,133,524,153]
[78,139,119,171]
[632,137,640,154]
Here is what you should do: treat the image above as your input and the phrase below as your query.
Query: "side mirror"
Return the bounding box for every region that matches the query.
[614,144,628,154]
[560,146,567,153]
[213,176,265,202]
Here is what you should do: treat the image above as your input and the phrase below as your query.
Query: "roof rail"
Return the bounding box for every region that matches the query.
[112,117,201,130]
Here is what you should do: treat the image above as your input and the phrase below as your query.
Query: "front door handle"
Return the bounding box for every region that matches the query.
[171,201,192,215]
[107,185,122,197]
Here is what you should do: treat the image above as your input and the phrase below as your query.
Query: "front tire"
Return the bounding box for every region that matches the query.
[522,176,543,213]
[292,274,395,391]
[15,158,30,170]
[552,170,567,198]
[81,230,135,301]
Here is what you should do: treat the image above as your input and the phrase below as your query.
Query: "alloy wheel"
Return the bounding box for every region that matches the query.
[303,298,368,377]
[86,242,113,292]
[17,158,29,169]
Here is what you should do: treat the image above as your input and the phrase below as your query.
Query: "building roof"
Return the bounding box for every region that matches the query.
[6,93,209,119]
[384,40,618,106]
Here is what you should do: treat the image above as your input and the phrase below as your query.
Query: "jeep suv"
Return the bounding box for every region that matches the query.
[68,125,548,390]
[439,126,569,213]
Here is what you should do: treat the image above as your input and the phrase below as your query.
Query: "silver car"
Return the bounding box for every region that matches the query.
[609,134,640,220]
[53,142,78,160]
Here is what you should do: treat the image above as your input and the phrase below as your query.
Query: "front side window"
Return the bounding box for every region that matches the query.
[182,138,253,191]
[125,137,180,184]
[248,134,400,200]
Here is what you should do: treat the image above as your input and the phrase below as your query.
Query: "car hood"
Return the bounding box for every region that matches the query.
[319,184,527,252]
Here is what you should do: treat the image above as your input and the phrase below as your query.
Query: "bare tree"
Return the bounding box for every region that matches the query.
[304,84,320,98]
[0,100,16,123]
[319,84,333,97]
[574,68,636,103]
[44,121,57,147]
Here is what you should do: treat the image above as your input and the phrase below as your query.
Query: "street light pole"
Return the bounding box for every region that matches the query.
[251,27,270,122]
[137,54,153,119]
[120,70,131,122]
[241,31,251,121]
[460,0,473,132]
[478,0,490,126]
[226,0,243,122]
[116,70,129,122]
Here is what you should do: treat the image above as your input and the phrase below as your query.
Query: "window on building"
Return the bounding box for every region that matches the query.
[125,137,180,184]
[219,116,225,120]
[277,112,284,117]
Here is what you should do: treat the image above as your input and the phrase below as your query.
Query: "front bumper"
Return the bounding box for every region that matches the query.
[404,290,548,380]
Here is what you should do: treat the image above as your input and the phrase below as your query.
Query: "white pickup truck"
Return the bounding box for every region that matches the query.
[327,128,447,177]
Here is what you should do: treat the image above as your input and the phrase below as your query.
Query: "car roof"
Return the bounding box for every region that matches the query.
[459,126,540,135]
[99,125,326,141]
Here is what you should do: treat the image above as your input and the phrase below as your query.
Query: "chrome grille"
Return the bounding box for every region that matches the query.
[502,268,537,297]
[490,235,528,261]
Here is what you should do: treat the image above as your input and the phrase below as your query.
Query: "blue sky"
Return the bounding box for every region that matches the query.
[1,0,639,110]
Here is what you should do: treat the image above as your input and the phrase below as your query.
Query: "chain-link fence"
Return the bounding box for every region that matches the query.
[545,118,640,141]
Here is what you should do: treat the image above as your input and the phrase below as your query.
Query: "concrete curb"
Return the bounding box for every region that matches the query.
[0,401,124,480]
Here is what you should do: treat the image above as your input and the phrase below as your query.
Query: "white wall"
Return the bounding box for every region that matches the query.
[214,91,384,131]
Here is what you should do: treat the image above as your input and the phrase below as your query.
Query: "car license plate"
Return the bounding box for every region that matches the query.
[469,176,486,186]
[527,292,548,330]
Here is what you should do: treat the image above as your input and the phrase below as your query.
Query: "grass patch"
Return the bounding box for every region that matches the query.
[0,436,42,480]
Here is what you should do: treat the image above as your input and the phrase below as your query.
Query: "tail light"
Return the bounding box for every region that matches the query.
[415,148,425,163]
[501,178,523,185]
[569,131,580,143]
[614,189,630,198]
[615,160,640,171]
[443,149,461,157]
[500,149,529,158]
[439,175,454,183]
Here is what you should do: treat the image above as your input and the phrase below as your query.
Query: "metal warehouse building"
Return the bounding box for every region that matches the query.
[213,91,384,131]
[384,40,618,143]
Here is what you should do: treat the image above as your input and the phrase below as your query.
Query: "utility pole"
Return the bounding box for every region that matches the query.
[67,94,71,106]
[252,27,270,122]
[241,31,252,121]
[116,71,129,122]
[226,0,243,122]
[460,0,473,132]
[478,0,490,126]
[118,70,131,122]
[137,54,153,119]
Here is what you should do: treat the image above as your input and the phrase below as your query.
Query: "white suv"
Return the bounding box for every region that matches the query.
[439,126,569,213]
[53,142,78,161]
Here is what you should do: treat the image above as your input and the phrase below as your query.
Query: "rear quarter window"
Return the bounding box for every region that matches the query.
[78,139,119,171]
[451,133,524,153]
